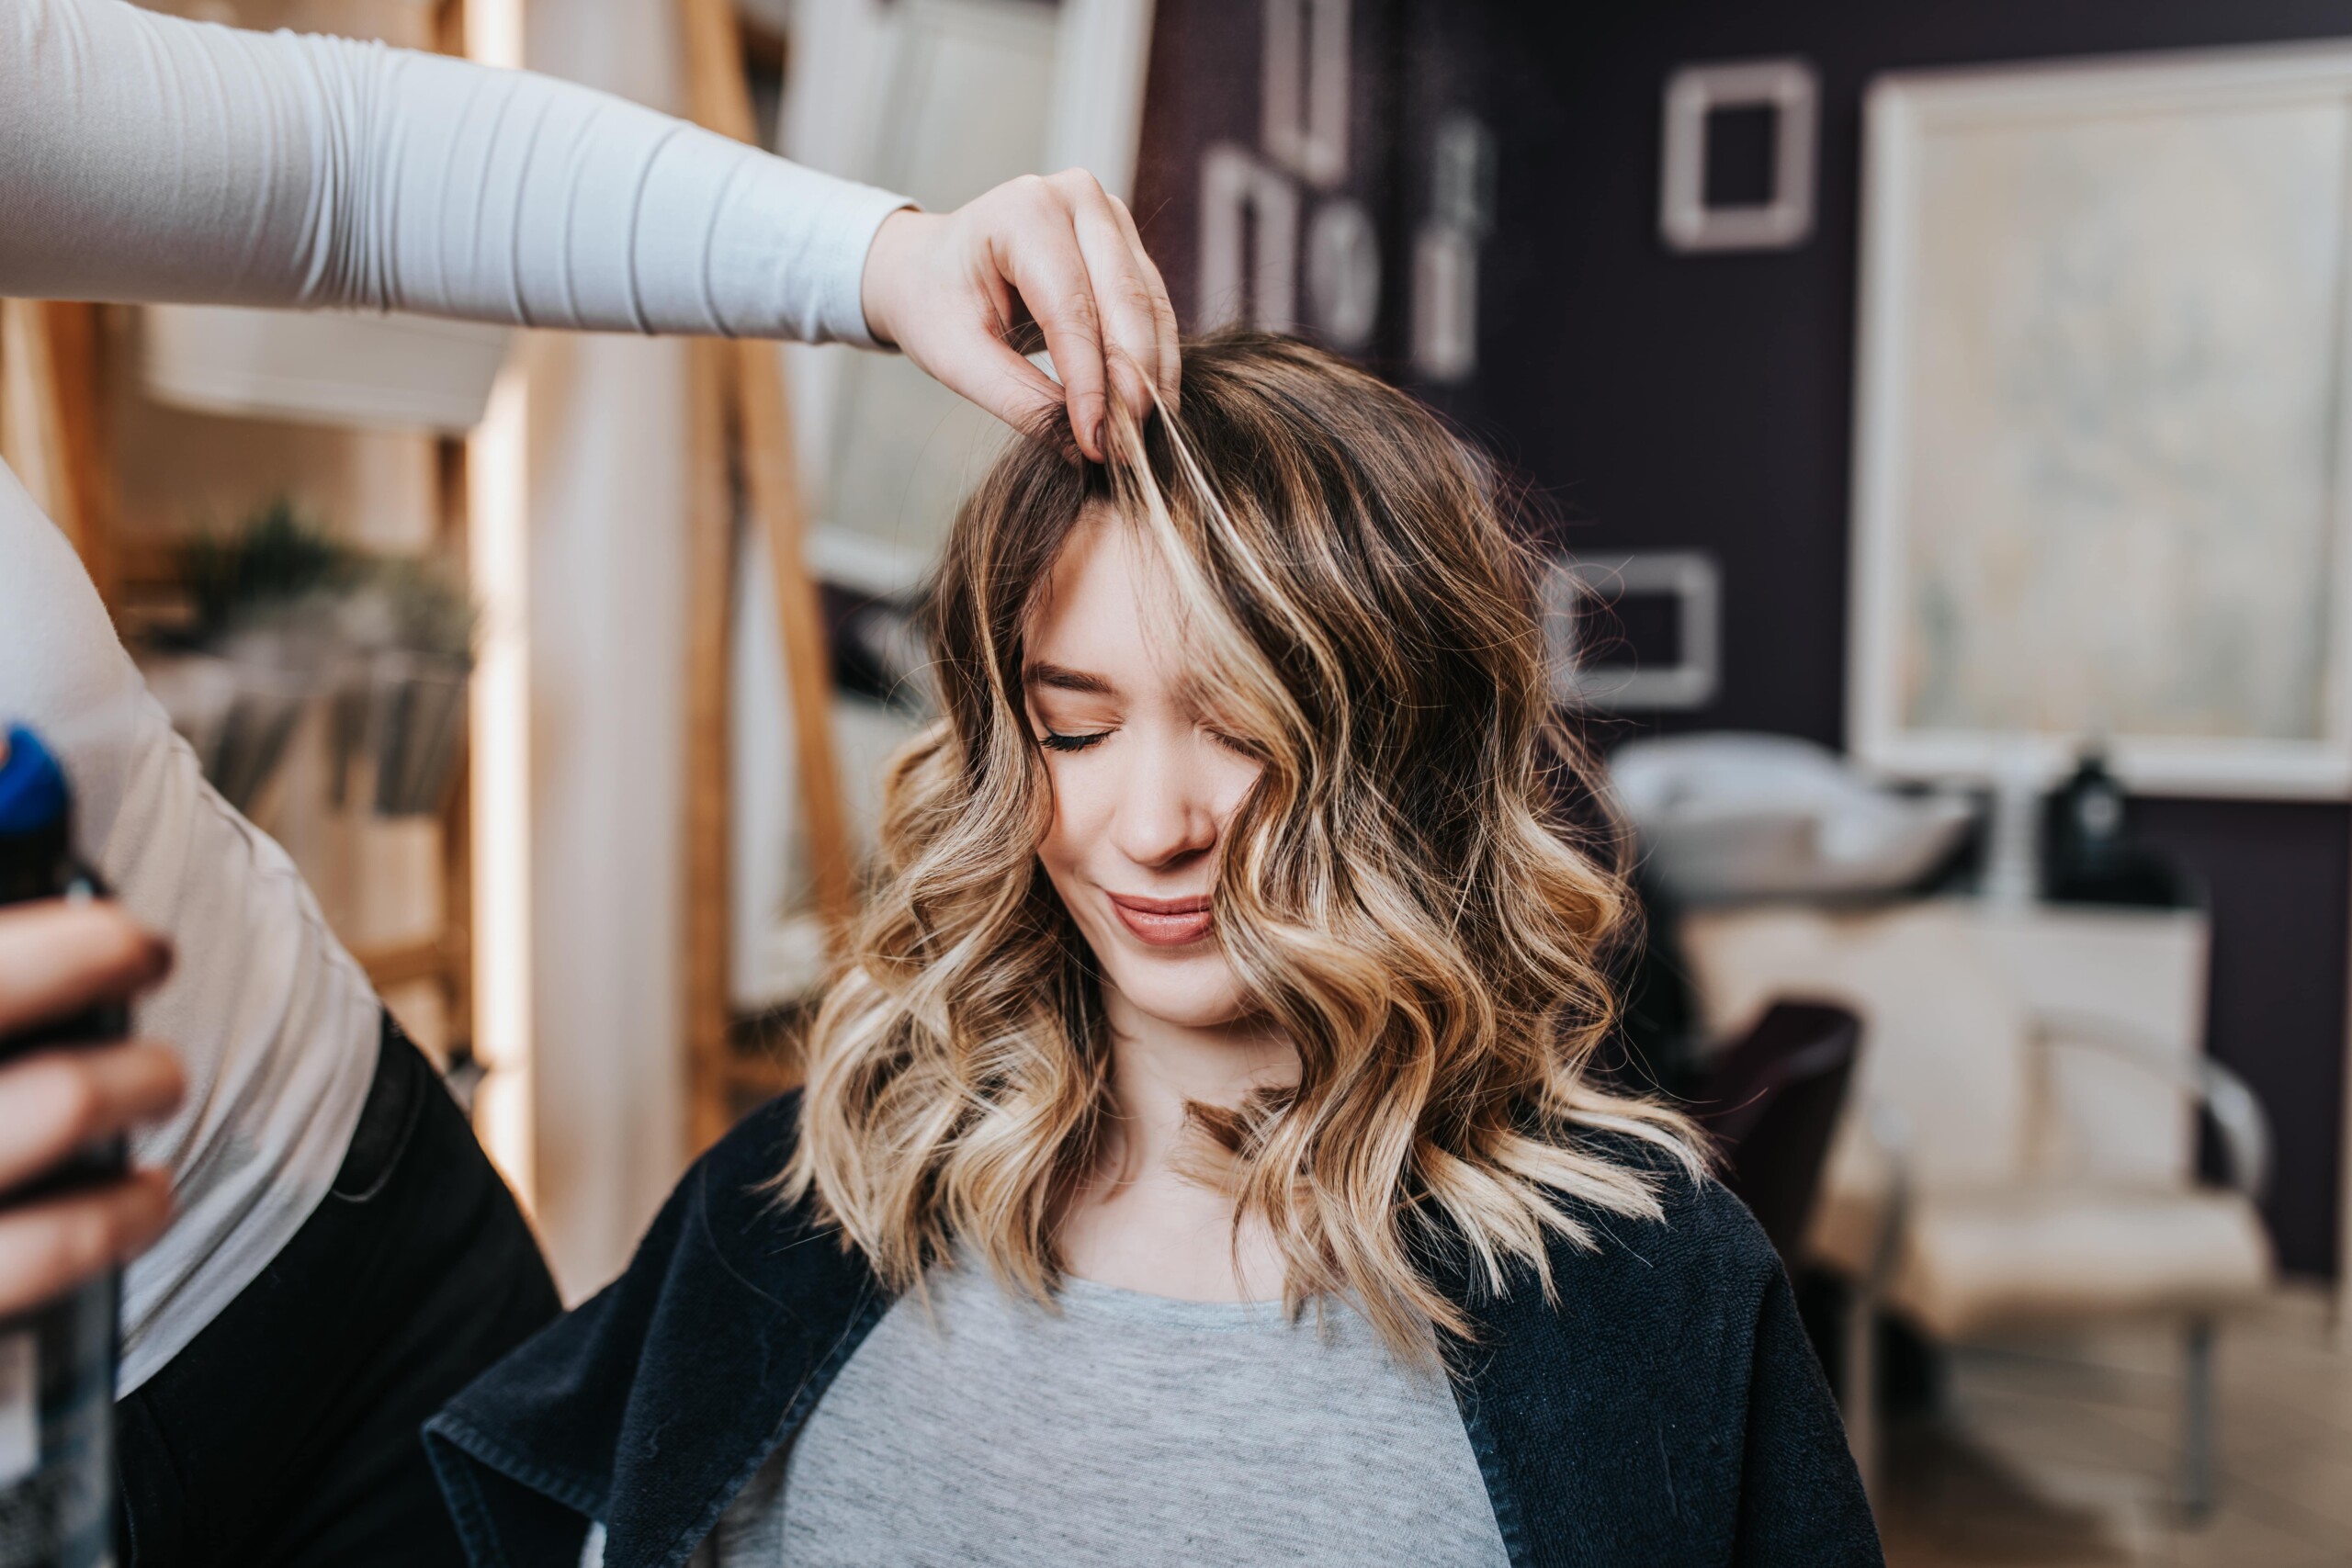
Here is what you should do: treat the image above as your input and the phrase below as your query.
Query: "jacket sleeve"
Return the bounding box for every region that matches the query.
[1731,1262,1884,1567]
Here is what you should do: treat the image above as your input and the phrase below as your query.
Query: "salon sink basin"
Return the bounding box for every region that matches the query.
[1609,733,1974,905]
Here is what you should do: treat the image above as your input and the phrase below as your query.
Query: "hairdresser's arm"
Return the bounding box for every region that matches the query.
[0,0,1170,457]
[0,902,182,1319]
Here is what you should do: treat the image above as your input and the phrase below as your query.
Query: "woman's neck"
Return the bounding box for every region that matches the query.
[1098,987,1295,1171]
[1053,987,1295,1302]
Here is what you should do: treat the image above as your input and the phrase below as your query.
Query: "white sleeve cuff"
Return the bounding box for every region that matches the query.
[806,179,919,349]
[690,151,916,347]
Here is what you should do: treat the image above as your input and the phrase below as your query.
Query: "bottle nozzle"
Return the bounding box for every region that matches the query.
[0,724,71,837]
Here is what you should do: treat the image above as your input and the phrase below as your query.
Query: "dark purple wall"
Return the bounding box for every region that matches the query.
[1134,0,2352,1277]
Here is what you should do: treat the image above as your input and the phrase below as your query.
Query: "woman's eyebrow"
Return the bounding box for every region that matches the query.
[1023,662,1120,696]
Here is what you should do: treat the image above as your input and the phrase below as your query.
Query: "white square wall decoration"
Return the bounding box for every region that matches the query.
[1660,58,1819,254]
[1544,551,1724,713]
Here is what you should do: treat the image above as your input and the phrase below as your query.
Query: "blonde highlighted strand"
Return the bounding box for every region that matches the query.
[783,332,1702,1360]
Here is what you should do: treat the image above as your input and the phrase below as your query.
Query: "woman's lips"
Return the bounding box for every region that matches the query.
[1106,893,1213,948]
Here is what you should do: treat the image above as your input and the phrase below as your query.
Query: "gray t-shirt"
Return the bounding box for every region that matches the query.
[684,1252,1512,1567]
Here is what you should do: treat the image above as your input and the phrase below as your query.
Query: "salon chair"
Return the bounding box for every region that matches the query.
[1690,1001,1861,1265]
[1679,900,2275,1517]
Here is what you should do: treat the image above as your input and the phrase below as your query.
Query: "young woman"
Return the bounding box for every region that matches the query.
[430,334,1882,1568]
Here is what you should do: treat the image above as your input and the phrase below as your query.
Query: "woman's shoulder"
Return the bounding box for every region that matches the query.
[695,1089,816,1222]
[1516,1126,1784,1337]
[1457,1130,1878,1566]
[673,1089,875,1304]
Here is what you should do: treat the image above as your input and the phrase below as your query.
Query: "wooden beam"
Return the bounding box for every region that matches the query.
[0,302,57,515]
[730,337,859,942]
[37,304,117,613]
[435,436,476,1059]
[1,300,116,612]
[356,934,458,989]
[676,0,860,949]
[684,335,738,1153]
[678,0,758,142]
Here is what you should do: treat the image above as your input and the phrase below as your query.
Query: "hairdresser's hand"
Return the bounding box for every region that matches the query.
[0,901,182,1318]
[860,170,1180,463]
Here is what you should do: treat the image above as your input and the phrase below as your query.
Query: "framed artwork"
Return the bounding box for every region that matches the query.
[1848,42,2352,798]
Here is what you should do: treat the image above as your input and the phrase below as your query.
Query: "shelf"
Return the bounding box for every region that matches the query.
[355,933,460,989]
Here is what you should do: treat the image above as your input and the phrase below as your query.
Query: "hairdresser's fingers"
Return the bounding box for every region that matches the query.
[1050,170,1168,427]
[990,175,1117,459]
[0,901,171,1036]
[860,207,1072,444]
[1104,192,1181,412]
[0,1167,173,1318]
[859,174,1180,457]
[0,1042,187,1195]
[948,328,1079,439]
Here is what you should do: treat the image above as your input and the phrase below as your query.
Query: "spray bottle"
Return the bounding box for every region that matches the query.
[0,725,126,1568]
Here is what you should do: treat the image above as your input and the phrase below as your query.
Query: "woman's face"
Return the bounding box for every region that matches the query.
[1023,510,1264,1030]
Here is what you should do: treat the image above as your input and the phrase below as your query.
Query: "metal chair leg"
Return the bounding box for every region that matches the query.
[1847,1104,1911,1507]
[1844,1288,1881,1500]
[2182,1316,2215,1522]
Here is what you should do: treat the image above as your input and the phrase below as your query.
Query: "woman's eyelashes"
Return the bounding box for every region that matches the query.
[1033,719,1256,757]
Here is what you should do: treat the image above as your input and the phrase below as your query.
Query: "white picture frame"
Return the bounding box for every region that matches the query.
[1260,0,1350,189]
[1847,42,2352,799]
[1199,142,1301,334]
[1660,59,1818,254]
[1544,551,1723,712]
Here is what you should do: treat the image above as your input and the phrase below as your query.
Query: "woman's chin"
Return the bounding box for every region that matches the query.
[1101,955,1251,1032]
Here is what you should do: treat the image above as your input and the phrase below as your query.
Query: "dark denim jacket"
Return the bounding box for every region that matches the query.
[425,1094,1881,1568]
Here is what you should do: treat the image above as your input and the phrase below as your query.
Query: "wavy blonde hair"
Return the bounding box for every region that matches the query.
[784,332,1700,1359]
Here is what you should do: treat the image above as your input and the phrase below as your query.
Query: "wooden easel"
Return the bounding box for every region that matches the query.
[0,300,116,611]
[677,0,861,1152]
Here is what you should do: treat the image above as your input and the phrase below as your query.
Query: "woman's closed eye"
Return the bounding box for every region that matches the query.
[1038,726,1253,758]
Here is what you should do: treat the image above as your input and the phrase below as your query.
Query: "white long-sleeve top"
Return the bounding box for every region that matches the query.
[0,0,909,1392]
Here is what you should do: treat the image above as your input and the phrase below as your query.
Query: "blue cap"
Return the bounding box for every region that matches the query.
[0,724,70,837]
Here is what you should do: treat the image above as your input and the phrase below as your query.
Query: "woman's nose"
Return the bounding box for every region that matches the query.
[1110,737,1220,869]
